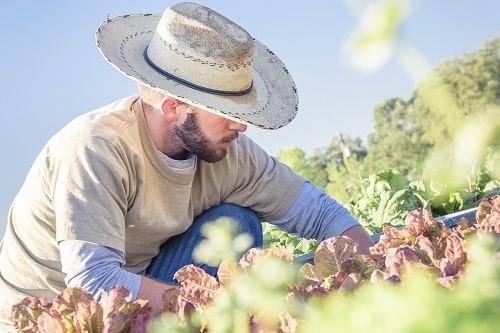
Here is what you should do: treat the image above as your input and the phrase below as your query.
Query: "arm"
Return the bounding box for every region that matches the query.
[60,240,176,316]
[271,182,374,255]
[55,123,180,315]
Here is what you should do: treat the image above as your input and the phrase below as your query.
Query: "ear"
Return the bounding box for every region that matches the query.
[158,97,182,123]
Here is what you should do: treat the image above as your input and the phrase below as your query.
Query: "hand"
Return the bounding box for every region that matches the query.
[340,225,374,256]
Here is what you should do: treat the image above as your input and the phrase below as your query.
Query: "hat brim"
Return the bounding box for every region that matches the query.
[95,14,298,129]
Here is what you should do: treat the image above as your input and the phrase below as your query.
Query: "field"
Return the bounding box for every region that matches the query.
[12,196,499,333]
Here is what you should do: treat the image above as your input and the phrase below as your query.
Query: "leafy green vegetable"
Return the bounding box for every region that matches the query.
[150,196,499,332]
[11,198,500,333]
[349,169,423,233]
[12,287,152,333]
[300,235,500,333]
[262,222,318,255]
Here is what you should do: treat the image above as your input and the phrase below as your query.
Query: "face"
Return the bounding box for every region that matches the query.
[173,107,247,163]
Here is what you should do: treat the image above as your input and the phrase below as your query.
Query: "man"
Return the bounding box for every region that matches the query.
[0,2,373,327]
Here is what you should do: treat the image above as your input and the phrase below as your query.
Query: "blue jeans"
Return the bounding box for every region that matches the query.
[145,203,263,284]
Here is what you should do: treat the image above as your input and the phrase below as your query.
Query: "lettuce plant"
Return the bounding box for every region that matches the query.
[12,286,152,333]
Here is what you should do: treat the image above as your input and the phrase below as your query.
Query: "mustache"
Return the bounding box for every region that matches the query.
[221,133,239,143]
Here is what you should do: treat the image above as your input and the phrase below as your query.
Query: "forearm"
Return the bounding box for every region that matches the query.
[60,240,180,316]
[272,182,373,254]
[60,240,142,299]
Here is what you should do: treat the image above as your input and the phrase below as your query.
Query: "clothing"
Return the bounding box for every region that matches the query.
[0,96,304,325]
[59,181,358,302]
[0,95,360,327]
[60,240,143,299]
[146,203,264,283]
[60,203,264,301]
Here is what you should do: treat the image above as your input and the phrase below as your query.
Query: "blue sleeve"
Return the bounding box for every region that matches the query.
[271,181,360,241]
[59,240,142,300]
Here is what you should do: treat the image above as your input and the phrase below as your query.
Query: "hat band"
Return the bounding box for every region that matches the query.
[143,48,253,96]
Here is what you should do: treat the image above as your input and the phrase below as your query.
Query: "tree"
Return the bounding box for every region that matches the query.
[278,134,368,205]
[363,97,431,179]
[277,146,327,187]
[322,133,367,204]
[365,38,500,180]
[278,39,500,206]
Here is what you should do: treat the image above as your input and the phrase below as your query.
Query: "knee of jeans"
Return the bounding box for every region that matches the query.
[209,203,263,246]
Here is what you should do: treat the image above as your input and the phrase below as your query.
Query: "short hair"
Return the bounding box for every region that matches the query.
[137,83,167,106]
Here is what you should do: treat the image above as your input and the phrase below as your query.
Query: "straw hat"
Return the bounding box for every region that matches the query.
[95,2,298,129]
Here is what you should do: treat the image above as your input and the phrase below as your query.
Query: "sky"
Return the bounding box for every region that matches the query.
[1,0,499,236]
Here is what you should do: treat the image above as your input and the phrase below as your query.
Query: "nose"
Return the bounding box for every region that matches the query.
[229,120,247,133]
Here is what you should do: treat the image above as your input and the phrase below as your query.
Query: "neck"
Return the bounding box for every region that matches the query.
[142,100,188,160]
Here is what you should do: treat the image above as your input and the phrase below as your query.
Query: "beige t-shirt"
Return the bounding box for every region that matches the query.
[0,96,303,325]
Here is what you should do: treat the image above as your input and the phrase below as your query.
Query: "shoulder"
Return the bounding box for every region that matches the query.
[50,96,140,148]
[73,96,140,138]
[229,133,269,160]
[225,133,303,181]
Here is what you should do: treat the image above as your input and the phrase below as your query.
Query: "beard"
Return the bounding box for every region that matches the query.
[173,113,236,163]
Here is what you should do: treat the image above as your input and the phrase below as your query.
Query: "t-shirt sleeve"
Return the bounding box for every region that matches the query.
[60,240,142,300]
[223,135,305,221]
[271,181,360,241]
[53,136,130,253]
